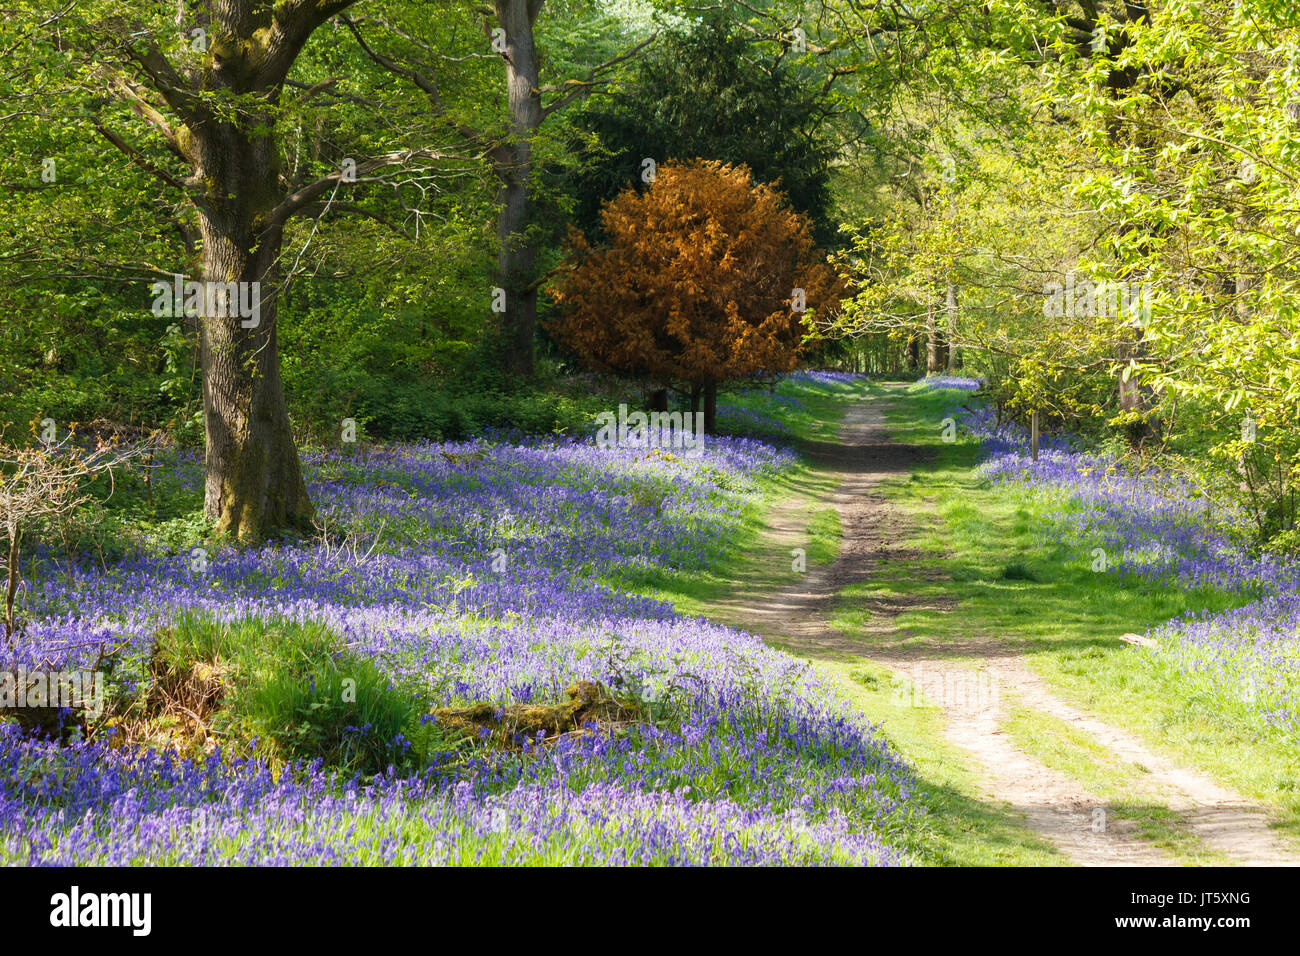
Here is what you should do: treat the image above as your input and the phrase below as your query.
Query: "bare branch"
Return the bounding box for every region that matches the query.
[340,14,492,151]
[270,149,454,225]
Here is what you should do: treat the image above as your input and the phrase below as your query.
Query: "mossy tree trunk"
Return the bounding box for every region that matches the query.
[175,6,347,540]
[946,280,960,371]
[925,293,945,373]
[196,211,312,541]
[89,2,405,540]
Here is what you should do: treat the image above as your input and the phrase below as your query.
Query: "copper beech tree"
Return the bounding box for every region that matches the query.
[547,160,842,432]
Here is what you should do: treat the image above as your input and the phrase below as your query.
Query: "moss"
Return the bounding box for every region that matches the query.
[430,681,641,747]
[208,30,270,86]
[175,125,196,162]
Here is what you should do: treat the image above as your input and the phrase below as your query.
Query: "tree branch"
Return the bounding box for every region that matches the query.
[91,121,191,196]
[270,149,452,225]
[261,0,364,89]
[340,14,492,151]
[540,34,657,119]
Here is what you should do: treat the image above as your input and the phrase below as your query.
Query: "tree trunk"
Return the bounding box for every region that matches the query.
[946,280,959,371]
[926,294,944,373]
[86,1,368,541]
[494,0,544,379]
[1098,8,1158,448]
[197,225,313,541]
[649,388,669,412]
[703,382,718,435]
[189,79,313,541]
[1115,323,1162,447]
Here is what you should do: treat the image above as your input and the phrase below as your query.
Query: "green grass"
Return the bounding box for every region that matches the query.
[867,383,1300,842]
[674,377,1300,864]
[647,377,1072,865]
[805,508,840,567]
[1000,700,1229,865]
[837,661,1067,865]
[140,613,429,774]
[625,376,867,619]
[717,377,871,444]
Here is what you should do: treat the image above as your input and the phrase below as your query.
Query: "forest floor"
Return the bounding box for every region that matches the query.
[703,382,1300,867]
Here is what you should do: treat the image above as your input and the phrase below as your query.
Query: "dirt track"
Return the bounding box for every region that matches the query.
[734,385,1299,867]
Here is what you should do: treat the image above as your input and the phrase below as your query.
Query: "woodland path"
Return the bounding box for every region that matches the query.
[728,383,1300,867]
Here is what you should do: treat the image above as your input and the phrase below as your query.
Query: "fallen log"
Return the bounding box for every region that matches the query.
[429,680,640,746]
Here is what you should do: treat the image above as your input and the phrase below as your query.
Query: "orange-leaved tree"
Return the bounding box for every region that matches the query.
[547,159,842,432]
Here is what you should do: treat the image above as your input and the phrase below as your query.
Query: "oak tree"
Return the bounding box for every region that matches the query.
[52,2,451,540]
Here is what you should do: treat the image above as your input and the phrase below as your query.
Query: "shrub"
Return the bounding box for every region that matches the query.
[151,614,421,774]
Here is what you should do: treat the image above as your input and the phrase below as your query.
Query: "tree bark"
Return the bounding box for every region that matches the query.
[926,293,944,373]
[648,388,669,412]
[1116,331,1158,446]
[946,280,959,371]
[1099,5,1158,447]
[90,2,468,540]
[703,382,718,435]
[171,2,344,540]
[493,0,544,379]
[196,213,312,540]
